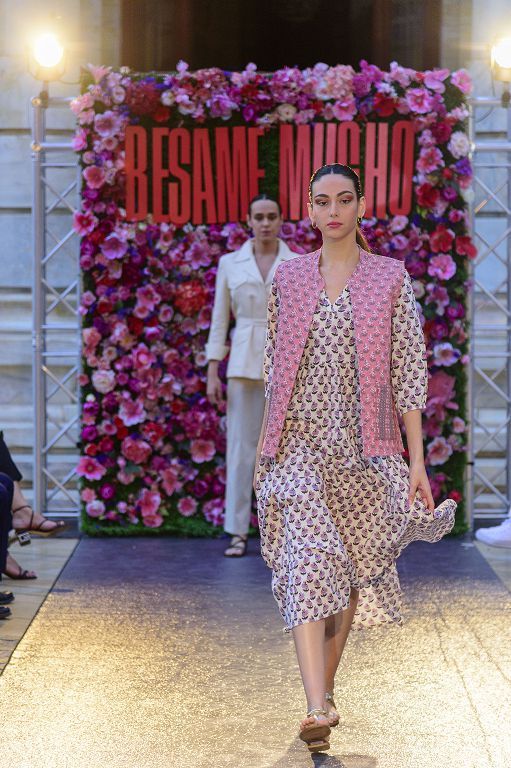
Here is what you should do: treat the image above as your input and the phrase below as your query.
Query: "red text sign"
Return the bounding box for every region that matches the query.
[125,121,416,224]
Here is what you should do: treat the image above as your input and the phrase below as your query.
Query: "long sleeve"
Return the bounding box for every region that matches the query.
[205,257,231,361]
[390,269,428,415]
[263,277,280,399]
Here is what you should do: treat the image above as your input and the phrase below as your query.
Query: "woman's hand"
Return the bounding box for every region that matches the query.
[408,461,435,513]
[206,363,223,407]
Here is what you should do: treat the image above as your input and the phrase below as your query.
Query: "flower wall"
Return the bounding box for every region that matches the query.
[73,61,474,535]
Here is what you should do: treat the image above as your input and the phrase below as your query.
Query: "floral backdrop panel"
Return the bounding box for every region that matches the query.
[73,62,474,536]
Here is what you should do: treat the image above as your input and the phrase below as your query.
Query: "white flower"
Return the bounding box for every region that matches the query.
[276,103,297,122]
[447,131,470,159]
[161,90,175,106]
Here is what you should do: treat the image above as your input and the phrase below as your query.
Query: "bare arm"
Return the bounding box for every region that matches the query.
[402,409,434,512]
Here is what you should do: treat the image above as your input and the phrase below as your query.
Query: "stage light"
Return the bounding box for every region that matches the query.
[491,36,511,107]
[33,33,64,69]
[28,31,66,84]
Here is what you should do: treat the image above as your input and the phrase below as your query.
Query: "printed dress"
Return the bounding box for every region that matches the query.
[256,269,456,632]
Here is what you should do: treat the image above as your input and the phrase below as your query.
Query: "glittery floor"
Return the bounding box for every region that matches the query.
[0,537,510,768]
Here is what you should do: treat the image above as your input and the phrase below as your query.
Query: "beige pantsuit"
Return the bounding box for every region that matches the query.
[205,238,297,535]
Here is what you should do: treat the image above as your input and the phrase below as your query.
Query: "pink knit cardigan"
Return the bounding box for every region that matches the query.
[261,247,410,459]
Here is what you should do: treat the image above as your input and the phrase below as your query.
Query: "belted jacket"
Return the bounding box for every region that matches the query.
[205,238,297,379]
[261,247,428,459]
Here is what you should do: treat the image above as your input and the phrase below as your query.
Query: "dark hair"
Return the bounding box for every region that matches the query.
[248,194,282,217]
[309,163,370,252]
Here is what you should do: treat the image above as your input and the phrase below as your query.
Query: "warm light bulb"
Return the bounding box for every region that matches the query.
[492,37,511,70]
[33,33,64,69]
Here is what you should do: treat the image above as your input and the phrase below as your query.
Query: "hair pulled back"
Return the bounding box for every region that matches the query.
[248,193,282,216]
[309,163,371,252]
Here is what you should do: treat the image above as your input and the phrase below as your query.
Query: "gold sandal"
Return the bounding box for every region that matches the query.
[298,708,331,752]
[325,691,340,727]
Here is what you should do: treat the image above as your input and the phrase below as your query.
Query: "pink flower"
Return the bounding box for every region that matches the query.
[427,254,456,281]
[77,456,107,481]
[406,88,434,114]
[433,342,461,367]
[101,234,128,260]
[389,61,415,88]
[452,417,466,433]
[426,436,453,466]
[91,369,116,394]
[81,488,96,502]
[83,166,106,189]
[86,500,105,518]
[161,466,182,496]
[178,496,198,517]
[70,92,94,115]
[424,69,450,93]
[139,489,161,517]
[331,97,357,121]
[202,498,225,526]
[72,129,88,151]
[73,211,98,235]
[390,216,408,233]
[87,64,111,83]
[121,436,152,464]
[135,284,161,314]
[94,110,120,138]
[142,513,164,528]
[119,397,147,426]
[425,284,450,315]
[132,343,156,370]
[451,69,472,95]
[190,439,216,463]
[416,146,444,173]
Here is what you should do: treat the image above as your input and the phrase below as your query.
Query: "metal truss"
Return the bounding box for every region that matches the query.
[32,90,80,519]
[468,96,511,526]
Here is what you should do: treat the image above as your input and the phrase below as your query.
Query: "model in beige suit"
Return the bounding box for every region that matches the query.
[206,195,297,557]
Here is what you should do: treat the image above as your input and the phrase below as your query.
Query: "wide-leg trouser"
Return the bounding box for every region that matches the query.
[224,377,265,536]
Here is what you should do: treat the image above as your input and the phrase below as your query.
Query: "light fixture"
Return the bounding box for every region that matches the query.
[491,36,511,106]
[29,31,66,84]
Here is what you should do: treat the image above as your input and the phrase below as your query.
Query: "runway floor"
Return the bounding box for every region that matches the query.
[0,536,510,768]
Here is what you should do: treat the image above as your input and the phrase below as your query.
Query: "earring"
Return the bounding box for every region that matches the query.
[311,221,317,229]
[357,217,362,225]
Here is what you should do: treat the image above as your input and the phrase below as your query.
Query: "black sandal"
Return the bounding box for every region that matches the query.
[3,563,37,580]
[223,535,248,558]
[11,505,67,545]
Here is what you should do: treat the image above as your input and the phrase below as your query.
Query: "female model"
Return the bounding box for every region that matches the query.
[255,164,456,752]
[206,195,296,557]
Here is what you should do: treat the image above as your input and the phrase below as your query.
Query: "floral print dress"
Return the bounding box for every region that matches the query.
[256,270,456,632]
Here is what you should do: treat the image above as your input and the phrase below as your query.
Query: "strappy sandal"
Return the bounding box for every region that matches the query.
[3,563,37,580]
[298,708,331,752]
[11,505,67,545]
[223,534,248,558]
[325,691,340,727]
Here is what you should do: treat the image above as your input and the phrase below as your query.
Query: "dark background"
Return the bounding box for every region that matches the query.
[121,0,442,72]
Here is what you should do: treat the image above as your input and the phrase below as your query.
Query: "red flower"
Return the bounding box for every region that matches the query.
[455,235,477,259]
[373,93,396,117]
[416,183,440,209]
[141,422,165,442]
[154,105,171,123]
[128,316,145,336]
[430,224,455,253]
[174,280,209,316]
[431,122,452,143]
[448,490,462,503]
